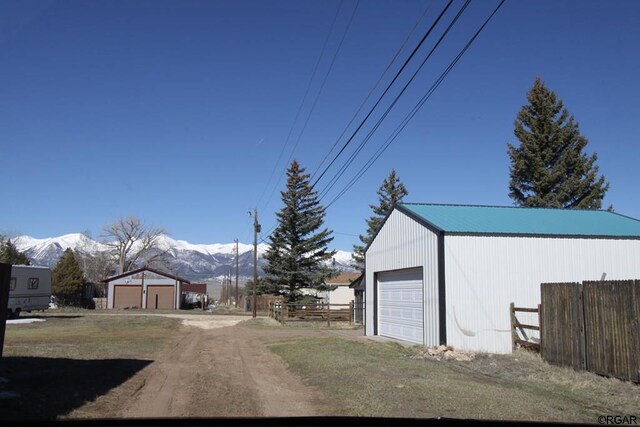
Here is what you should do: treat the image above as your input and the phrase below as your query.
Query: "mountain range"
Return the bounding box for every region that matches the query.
[13,234,356,282]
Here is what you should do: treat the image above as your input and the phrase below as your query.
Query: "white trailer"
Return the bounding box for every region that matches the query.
[8,265,52,319]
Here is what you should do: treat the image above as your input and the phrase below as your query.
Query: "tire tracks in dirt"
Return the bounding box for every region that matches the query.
[122,325,201,418]
[117,319,328,418]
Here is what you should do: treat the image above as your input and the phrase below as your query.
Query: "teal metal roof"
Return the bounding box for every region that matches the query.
[399,204,640,237]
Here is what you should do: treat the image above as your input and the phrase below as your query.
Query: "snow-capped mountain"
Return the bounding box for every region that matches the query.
[13,234,356,281]
[14,234,103,267]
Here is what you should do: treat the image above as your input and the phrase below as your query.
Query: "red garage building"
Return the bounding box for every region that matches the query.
[103,266,190,310]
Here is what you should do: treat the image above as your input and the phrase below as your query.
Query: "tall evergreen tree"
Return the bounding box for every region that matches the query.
[508,77,609,209]
[263,160,337,302]
[352,169,408,271]
[0,236,30,265]
[52,248,85,306]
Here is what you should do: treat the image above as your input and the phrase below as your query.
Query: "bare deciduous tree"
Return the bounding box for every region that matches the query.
[101,216,168,274]
[76,231,116,287]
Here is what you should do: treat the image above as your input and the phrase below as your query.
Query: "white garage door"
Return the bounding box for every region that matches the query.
[378,268,423,344]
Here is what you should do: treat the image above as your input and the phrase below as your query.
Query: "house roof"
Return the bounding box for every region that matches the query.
[397,203,640,238]
[102,266,191,284]
[348,273,365,290]
[182,283,206,294]
[326,272,361,284]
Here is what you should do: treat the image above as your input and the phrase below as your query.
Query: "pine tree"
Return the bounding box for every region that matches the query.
[352,169,408,271]
[263,160,337,302]
[52,248,85,306]
[508,77,609,209]
[0,236,30,265]
[244,277,269,296]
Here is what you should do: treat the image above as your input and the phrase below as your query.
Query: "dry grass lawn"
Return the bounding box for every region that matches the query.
[268,336,640,423]
[2,312,638,423]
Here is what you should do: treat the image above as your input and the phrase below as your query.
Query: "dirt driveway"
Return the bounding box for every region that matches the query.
[67,314,347,418]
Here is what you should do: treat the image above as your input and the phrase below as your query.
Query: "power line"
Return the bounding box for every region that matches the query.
[334,231,359,237]
[317,0,471,201]
[256,0,506,244]
[311,0,455,189]
[257,0,456,245]
[285,0,361,173]
[260,0,438,245]
[260,0,360,214]
[326,0,507,208]
[255,0,345,210]
[311,0,435,180]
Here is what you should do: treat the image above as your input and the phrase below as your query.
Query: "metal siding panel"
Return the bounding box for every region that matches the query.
[444,236,640,354]
[366,209,439,346]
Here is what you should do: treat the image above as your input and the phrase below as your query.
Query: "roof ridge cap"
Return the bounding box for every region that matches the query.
[400,202,610,211]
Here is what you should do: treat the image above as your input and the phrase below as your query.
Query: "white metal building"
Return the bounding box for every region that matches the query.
[365,203,640,354]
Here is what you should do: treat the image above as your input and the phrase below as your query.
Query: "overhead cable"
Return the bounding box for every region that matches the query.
[326,0,507,208]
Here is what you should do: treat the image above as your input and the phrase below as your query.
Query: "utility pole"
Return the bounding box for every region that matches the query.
[235,238,239,308]
[220,276,225,305]
[229,268,233,305]
[225,273,230,305]
[224,270,231,305]
[228,269,232,306]
[251,208,260,318]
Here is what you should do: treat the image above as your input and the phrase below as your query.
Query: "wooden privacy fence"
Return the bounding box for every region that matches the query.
[510,303,540,352]
[269,301,354,326]
[540,280,640,383]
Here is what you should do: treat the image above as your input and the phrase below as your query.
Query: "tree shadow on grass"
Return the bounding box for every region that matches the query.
[0,356,152,420]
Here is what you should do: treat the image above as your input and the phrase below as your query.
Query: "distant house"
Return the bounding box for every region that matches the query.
[102,266,190,310]
[349,273,364,324]
[182,282,208,309]
[365,203,640,353]
[299,272,360,308]
[318,272,361,307]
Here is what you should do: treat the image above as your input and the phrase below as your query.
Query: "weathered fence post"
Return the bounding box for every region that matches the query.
[577,286,586,372]
[326,302,330,328]
[537,303,542,355]
[510,302,517,351]
[349,300,353,325]
[282,304,287,325]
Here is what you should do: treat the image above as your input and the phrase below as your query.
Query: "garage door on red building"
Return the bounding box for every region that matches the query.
[113,285,143,309]
[146,285,174,309]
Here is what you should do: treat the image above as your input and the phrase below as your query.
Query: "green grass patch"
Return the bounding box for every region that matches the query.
[268,337,639,422]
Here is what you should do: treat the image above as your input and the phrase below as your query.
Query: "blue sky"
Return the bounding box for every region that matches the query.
[1,0,639,251]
